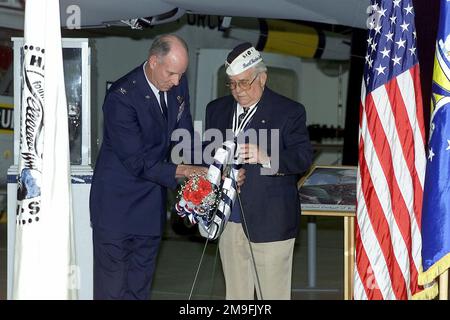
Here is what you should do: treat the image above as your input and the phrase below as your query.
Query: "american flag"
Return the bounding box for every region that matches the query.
[419,0,450,298]
[354,0,427,299]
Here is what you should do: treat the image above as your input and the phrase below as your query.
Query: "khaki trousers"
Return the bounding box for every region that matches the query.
[219,222,296,300]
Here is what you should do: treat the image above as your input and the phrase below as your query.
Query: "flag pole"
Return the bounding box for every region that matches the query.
[439,271,448,300]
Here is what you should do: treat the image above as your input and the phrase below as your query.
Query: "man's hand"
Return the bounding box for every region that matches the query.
[239,144,270,165]
[175,164,208,178]
[237,168,246,188]
[220,167,245,192]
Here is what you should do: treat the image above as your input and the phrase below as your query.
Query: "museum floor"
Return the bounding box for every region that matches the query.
[0,216,344,300]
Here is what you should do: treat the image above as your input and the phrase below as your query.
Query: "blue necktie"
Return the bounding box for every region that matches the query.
[159,91,168,121]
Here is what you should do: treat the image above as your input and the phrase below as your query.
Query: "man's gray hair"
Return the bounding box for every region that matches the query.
[148,34,188,59]
[252,61,267,75]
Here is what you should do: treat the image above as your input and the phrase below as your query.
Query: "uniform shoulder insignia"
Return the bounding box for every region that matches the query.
[117,87,127,95]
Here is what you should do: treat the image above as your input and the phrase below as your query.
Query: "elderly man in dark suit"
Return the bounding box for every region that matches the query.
[205,42,312,299]
[90,34,206,300]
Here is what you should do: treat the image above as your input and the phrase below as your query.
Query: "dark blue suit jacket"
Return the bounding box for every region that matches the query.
[90,63,193,236]
[205,87,312,242]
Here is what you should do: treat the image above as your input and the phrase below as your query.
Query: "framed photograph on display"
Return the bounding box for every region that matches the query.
[298,165,357,213]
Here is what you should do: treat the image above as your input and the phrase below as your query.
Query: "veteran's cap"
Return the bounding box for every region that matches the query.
[225,42,263,76]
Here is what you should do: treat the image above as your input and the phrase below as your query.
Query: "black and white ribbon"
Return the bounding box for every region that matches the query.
[198,105,258,240]
[232,105,258,136]
[197,140,241,240]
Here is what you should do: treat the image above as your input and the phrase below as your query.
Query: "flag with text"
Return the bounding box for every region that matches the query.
[13,0,77,299]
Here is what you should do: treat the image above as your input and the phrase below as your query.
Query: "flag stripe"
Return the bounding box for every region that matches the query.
[396,68,426,279]
[358,83,395,299]
[355,158,386,299]
[367,87,416,297]
[384,76,422,294]
[371,82,415,251]
[408,67,427,154]
[357,94,404,299]
[353,264,368,300]
[354,223,383,299]
[359,101,408,298]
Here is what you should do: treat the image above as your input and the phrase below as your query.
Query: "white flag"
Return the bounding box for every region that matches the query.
[13,0,77,299]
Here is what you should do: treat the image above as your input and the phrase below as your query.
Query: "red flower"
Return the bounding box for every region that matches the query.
[198,178,212,194]
[182,175,213,205]
[183,189,192,201]
[190,192,203,205]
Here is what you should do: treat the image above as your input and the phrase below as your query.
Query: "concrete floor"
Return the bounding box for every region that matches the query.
[151,216,344,300]
[0,216,345,300]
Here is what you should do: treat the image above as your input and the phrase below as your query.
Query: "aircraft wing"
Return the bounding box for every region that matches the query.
[1,0,369,30]
[59,0,368,29]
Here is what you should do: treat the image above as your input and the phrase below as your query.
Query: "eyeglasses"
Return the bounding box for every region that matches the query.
[225,74,259,90]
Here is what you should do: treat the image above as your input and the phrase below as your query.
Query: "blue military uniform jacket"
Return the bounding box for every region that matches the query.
[90,63,193,236]
[205,87,313,242]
